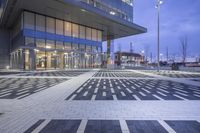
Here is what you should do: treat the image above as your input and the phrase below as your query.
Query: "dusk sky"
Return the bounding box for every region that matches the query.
[103,0,200,60]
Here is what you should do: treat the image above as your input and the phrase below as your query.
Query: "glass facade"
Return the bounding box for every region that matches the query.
[80,0,133,22]
[10,11,103,70]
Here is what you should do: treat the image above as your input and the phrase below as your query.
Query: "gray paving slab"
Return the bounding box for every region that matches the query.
[39,120,81,133]
[126,120,168,133]
[84,120,122,133]
[165,120,200,133]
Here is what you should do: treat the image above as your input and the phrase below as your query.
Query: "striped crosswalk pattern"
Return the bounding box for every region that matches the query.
[0,78,67,99]
[24,119,200,133]
[66,78,200,101]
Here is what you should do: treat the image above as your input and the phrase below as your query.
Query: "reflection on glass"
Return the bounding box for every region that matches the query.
[46,40,55,49]
[79,26,86,39]
[46,17,55,33]
[64,22,72,36]
[86,27,92,40]
[36,39,45,48]
[72,24,79,38]
[36,51,46,69]
[56,41,64,49]
[36,14,45,32]
[56,19,64,35]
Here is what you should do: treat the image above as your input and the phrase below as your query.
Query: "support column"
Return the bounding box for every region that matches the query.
[106,36,114,69]
[29,49,36,70]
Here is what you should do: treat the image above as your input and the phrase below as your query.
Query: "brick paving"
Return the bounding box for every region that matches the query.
[0,69,200,133]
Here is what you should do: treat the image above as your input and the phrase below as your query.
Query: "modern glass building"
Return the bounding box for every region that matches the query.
[0,0,146,70]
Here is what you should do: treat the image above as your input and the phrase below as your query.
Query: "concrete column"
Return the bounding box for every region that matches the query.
[107,36,114,69]
[47,52,51,69]
[60,53,64,69]
[29,49,36,70]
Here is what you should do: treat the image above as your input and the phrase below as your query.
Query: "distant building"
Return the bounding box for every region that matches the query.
[114,52,144,67]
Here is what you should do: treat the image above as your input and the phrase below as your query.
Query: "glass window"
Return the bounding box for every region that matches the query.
[25,37,34,46]
[72,24,79,38]
[24,11,35,30]
[56,41,64,49]
[46,40,55,49]
[72,43,79,50]
[97,30,102,42]
[56,19,64,35]
[98,46,102,52]
[46,17,55,33]
[36,14,45,32]
[64,22,71,36]
[86,45,91,52]
[92,29,97,41]
[92,46,97,53]
[86,27,91,40]
[36,51,46,69]
[64,42,71,50]
[79,44,85,52]
[36,39,45,48]
[79,26,86,39]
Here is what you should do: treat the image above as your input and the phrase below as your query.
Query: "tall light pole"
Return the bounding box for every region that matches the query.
[156,0,163,72]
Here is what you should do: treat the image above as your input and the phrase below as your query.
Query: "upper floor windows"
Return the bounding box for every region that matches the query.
[23,11,102,42]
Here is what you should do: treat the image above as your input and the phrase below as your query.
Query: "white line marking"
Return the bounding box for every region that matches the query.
[16,93,30,99]
[77,87,83,93]
[0,90,12,95]
[31,119,51,133]
[69,94,77,101]
[77,119,88,133]
[131,86,136,89]
[33,87,46,92]
[153,94,164,100]
[113,95,117,100]
[175,91,188,97]
[132,95,141,101]
[16,90,29,95]
[194,94,200,98]
[0,93,11,97]
[83,91,88,96]
[173,94,188,100]
[121,92,126,96]
[158,120,176,133]
[141,88,150,93]
[139,92,146,96]
[126,88,132,93]
[111,88,115,93]
[157,91,167,96]
[91,95,96,100]
[119,120,130,133]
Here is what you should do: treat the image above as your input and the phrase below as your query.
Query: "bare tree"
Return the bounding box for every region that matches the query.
[180,36,188,64]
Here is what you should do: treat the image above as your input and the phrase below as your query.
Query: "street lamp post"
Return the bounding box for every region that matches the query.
[156,0,163,72]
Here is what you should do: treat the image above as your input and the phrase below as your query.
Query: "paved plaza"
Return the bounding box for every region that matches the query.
[0,69,200,133]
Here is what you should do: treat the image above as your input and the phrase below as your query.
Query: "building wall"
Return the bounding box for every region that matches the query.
[9,11,103,70]
[80,0,133,22]
[0,28,10,69]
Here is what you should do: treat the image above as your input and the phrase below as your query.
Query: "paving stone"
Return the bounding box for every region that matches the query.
[66,79,200,101]
[165,120,200,133]
[39,120,81,133]
[24,119,45,133]
[126,120,168,133]
[20,70,89,77]
[84,120,122,133]
[0,78,67,99]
